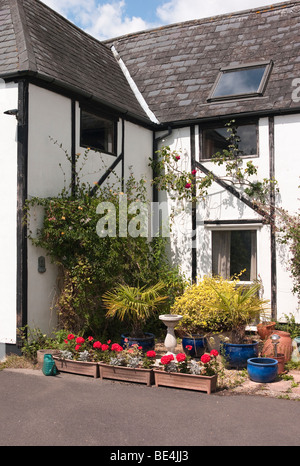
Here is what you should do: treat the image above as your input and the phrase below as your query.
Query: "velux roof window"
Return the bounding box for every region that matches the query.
[208,61,272,101]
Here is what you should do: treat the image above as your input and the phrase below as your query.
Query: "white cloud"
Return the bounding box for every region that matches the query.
[86,1,155,40]
[156,0,285,24]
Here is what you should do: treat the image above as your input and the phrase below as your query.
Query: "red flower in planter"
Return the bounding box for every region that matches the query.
[200,354,211,364]
[76,337,85,344]
[75,344,81,351]
[161,354,174,365]
[146,350,156,358]
[111,343,123,352]
[67,334,75,340]
[210,349,219,358]
[88,336,94,341]
[185,345,192,351]
[93,341,102,349]
[176,353,186,362]
[101,344,109,351]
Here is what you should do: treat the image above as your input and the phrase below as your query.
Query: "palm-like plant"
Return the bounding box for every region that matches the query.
[209,282,270,343]
[102,282,168,338]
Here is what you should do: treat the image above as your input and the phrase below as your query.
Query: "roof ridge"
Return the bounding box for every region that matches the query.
[104,0,300,43]
[10,0,37,72]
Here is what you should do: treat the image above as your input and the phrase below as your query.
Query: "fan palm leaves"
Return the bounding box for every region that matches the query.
[102,282,168,337]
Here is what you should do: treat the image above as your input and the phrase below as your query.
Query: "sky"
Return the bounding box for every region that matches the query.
[41,0,286,40]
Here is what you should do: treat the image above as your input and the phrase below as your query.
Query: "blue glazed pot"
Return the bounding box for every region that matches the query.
[222,341,259,369]
[247,357,278,383]
[182,335,207,358]
[121,333,155,352]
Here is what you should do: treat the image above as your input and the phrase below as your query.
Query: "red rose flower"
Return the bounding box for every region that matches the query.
[191,169,197,175]
[185,183,191,189]
[93,341,102,349]
[210,349,219,357]
[175,155,180,160]
[176,353,186,362]
[201,354,211,364]
[146,350,156,358]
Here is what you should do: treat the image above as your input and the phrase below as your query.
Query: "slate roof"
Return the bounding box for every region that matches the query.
[0,0,150,123]
[106,0,300,125]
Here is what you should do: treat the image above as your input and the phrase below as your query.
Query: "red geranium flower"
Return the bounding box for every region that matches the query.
[161,354,174,365]
[176,353,186,362]
[146,350,156,358]
[111,343,123,352]
[93,341,102,349]
[67,334,75,340]
[201,354,211,364]
[185,345,192,351]
[210,349,219,357]
[75,344,81,351]
[101,344,109,351]
[76,336,85,344]
[88,336,94,341]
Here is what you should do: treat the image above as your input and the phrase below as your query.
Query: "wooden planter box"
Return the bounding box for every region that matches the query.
[153,370,217,394]
[53,357,99,378]
[98,363,154,386]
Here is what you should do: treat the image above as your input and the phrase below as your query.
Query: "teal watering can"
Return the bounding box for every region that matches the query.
[42,354,58,376]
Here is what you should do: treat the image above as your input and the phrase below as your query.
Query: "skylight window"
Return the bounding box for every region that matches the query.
[208,61,272,101]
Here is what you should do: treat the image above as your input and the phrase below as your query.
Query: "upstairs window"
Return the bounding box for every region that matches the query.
[80,108,117,155]
[200,120,258,160]
[208,61,272,101]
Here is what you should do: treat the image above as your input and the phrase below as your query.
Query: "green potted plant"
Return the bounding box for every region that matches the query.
[102,282,167,351]
[208,281,270,368]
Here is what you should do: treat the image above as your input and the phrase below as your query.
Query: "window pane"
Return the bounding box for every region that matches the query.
[212,230,257,281]
[212,66,266,98]
[81,110,115,154]
[202,124,257,159]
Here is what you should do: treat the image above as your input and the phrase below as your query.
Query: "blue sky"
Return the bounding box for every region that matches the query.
[41,0,286,40]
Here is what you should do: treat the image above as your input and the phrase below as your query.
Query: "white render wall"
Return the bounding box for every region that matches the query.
[0,81,18,344]
[157,117,300,323]
[27,85,154,336]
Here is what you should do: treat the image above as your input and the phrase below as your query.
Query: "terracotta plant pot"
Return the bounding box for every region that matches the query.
[262,331,293,363]
[53,357,99,378]
[98,363,154,386]
[257,322,276,340]
[153,369,217,394]
[274,353,285,375]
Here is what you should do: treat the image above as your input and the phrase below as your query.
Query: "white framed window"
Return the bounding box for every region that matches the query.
[211,228,258,281]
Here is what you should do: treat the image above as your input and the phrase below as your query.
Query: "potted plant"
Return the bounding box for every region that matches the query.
[53,333,100,378]
[153,350,220,394]
[209,281,270,368]
[95,340,156,386]
[102,282,167,351]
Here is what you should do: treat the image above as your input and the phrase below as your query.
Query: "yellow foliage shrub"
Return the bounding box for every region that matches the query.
[172,275,250,335]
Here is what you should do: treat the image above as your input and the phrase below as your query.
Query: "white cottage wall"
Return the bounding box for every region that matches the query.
[27,84,72,335]
[274,114,300,322]
[0,82,18,346]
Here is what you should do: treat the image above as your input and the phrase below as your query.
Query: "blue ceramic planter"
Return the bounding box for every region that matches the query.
[182,335,207,358]
[222,341,259,369]
[121,333,155,352]
[247,357,278,383]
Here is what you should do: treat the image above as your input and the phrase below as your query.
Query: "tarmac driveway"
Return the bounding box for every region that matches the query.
[1,368,300,448]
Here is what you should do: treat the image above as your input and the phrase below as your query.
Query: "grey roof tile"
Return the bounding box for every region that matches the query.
[106,0,300,124]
